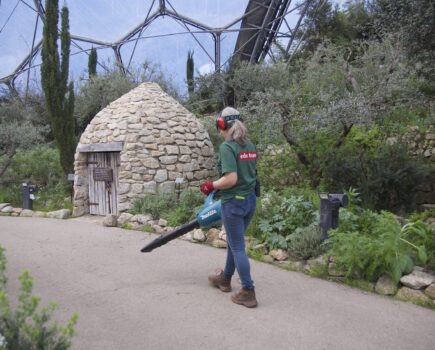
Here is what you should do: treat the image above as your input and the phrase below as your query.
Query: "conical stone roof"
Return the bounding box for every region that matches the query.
[73,82,216,215]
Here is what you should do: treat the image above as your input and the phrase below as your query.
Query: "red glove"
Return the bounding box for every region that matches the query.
[200,181,215,195]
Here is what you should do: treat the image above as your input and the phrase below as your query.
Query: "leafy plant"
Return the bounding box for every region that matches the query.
[0,147,71,209]
[0,245,77,349]
[258,194,317,240]
[328,211,429,283]
[287,224,326,260]
[264,232,288,250]
[408,208,435,223]
[402,220,435,269]
[131,189,204,226]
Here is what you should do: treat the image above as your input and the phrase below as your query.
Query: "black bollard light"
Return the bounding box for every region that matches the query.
[319,193,348,240]
[22,183,37,210]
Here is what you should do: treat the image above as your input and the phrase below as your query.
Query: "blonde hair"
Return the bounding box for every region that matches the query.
[227,119,248,146]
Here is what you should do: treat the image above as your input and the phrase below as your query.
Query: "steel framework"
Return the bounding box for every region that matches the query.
[0,0,314,95]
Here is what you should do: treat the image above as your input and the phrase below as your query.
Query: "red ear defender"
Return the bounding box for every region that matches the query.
[215,113,227,130]
[216,117,226,130]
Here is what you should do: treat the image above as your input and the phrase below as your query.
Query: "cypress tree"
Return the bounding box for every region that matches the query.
[41,0,75,174]
[88,47,97,78]
[186,50,194,95]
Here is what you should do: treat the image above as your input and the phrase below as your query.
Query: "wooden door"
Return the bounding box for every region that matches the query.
[88,152,120,215]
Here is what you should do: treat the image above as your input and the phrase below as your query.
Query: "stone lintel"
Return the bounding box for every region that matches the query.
[77,142,123,153]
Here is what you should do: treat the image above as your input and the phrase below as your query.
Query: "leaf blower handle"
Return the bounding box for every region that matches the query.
[200,181,215,195]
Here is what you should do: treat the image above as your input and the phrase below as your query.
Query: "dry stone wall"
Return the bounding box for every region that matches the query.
[389,126,435,208]
[73,82,217,216]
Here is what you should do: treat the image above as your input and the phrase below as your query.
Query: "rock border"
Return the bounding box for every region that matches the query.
[2,204,434,310]
[0,204,71,219]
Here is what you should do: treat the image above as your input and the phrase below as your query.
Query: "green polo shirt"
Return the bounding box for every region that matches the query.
[217,140,257,202]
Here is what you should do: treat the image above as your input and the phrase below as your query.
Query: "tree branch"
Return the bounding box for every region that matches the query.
[334,122,354,148]
[343,48,360,94]
[282,119,311,166]
[0,146,16,178]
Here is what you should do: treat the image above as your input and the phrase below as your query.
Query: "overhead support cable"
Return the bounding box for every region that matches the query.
[1,0,313,93]
[0,0,20,34]
[285,0,312,54]
[166,0,215,63]
[285,0,324,60]
[127,0,157,72]
[32,0,45,21]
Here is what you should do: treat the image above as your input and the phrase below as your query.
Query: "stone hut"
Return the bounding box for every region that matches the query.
[72,82,216,216]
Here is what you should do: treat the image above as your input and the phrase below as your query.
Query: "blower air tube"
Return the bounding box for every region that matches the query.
[140,219,200,253]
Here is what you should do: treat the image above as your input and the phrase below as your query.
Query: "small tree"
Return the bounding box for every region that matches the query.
[41,0,76,175]
[0,245,78,349]
[186,50,195,96]
[0,99,44,177]
[88,47,98,78]
[238,36,426,186]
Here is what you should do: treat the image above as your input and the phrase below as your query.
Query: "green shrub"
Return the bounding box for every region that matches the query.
[321,129,429,213]
[258,194,318,239]
[287,225,326,260]
[131,189,204,226]
[0,147,71,210]
[131,192,176,219]
[408,208,435,223]
[0,245,77,349]
[257,146,303,191]
[328,212,428,283]
[10,147,64,187]
[402,220,435,270]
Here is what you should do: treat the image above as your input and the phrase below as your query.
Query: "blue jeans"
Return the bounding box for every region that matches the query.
[222,191,256,290]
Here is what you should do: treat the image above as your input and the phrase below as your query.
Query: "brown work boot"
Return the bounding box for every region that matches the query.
[208,269,232,292]
[231,288,258,308]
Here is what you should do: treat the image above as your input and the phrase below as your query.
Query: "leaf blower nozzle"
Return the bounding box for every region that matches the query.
[140,191,222,253]
[140,219,200,252]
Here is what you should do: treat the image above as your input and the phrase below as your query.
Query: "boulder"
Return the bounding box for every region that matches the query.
[103,214,118,227]
[269,249,289,261]
[182,231,194,242]
[20,209,34,217]
[328,262,346,277]
[0,203,11,211]
[280,260,306,272]
[118,212,134,225]
[252,243,268,255]
[46,209,71,219]
[400,269,435,289]
[153,225,165,234]
[307,255,329,270]
[424,283,435,299]
[396,287,432,305]
[211,239,227,249]
[33,211,47,217]
[158,218,168,227]
[206,228,220,243]
[193,228,206,242]
[375,274,398,295]
[1,206,13,213]
[133,214,153,225]
[262,255,275,264]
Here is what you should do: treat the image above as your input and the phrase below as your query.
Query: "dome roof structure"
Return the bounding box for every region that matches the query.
[73,82,216,216]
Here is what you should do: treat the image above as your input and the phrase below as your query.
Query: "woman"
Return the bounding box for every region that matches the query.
[200,106,258,308]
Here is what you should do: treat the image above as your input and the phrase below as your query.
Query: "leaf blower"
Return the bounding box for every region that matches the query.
[140,191,222,253]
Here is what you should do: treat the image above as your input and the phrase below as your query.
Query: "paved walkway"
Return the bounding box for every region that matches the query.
[1,216,434,350]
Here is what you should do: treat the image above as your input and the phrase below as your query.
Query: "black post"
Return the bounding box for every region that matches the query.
[22,183,37,210]
[319,193,348,240]
[22,183,31,210]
